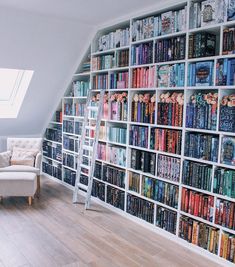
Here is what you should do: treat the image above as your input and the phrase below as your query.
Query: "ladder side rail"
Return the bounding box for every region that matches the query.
[73,89,93,203]
[85,89,106,209]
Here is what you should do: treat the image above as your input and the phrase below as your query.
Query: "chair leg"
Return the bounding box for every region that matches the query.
[28,196,32,206]
[36,175,40,197]
[0,196,2,203]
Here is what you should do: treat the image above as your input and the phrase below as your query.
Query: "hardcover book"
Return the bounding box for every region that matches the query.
[201,0,216,27]
[195,61,213,86]
[221,136,235,165]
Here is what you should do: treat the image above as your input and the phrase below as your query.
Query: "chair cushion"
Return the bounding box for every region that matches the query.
[0,151,11,168]
[0,172,37,197]
[11,147,38,167]
[0,165,40,175]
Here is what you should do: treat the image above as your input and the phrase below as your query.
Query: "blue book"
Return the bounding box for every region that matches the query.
[227,0,235,21]
[195,61,213,86]
[221,137,235,165]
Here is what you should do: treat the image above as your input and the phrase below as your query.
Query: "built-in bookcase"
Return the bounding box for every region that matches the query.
[42,1,235,265]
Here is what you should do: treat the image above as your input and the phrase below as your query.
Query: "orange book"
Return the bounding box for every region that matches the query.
[192,221,199,245]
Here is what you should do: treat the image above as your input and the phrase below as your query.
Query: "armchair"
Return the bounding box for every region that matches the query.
[0,138,42,195]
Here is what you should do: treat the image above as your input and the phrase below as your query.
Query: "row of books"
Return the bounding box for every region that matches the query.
[116,49,129,67]
[63,168,76,186]
[127,194,154,223]
[92,55,114,71]
[43,141,62,162]
[97,28,130,52]
[64,102,73,116]
[188,61,214,86]
[108,146,126,167]
[179,216,219,255]
[184,132,219,162]
[110,93,128,121]
[216,58,235,86]
[45,127,62,143]
[131,42,153,65]
[42,161,62,180]
[223,27,235,55]
[181,188,214,222]
[213,168,235,198]
[188,32,216,59]
[132,7,187,42]
[132,93,155,124]
[186,92,218,131]
[155,36,186,63]
[131,149,156,175]
[157,92,184,127]
[189,0,234,29]
[156,206,177,234]
[110,71,128,89]
[220,232,235,263]
[74,102,85,117]
[129,172,140,193]
[107,186,125,210]
[72,81,90,97]
[157,155,180,182]
[63,120,74,134]
[92,74,108,89]
[92,180,105,202]
[132,66,155,88]
[63,153,75,169]
[157,63,185,87]
[219,94,235,133]
[182,161,212,192]
[54,110,62,123]
[103,165,125,188]
[215,199,235,230]
[108,126,127,144]
[63,135,78,153]
[150,128,182,155]
[129,125,148,148]
[142,176,179,208]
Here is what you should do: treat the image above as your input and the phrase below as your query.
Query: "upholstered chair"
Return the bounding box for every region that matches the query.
[0,138,42,196]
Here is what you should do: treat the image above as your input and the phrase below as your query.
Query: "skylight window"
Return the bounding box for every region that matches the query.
[0,68,34,118]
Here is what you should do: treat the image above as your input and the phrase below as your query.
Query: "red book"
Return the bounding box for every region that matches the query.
[194,193,200,217]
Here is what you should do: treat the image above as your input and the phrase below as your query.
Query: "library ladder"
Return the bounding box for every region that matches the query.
[73,88,105,209]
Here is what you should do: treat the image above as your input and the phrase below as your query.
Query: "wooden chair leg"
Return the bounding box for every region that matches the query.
[28,196,32,206]
[36,175,40,198]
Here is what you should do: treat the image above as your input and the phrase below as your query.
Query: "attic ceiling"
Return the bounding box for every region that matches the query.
[0,0,176,138]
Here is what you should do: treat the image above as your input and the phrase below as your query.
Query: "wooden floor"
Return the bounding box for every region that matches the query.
[0,176,222,267]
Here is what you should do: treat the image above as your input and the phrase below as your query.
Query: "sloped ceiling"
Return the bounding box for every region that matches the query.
[0,0,178,142]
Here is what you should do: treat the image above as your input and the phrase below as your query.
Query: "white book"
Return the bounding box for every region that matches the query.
[201,0,216,27]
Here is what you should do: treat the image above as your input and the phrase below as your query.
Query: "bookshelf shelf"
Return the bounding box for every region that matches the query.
[43,156,62,165]
[42,1,235,265]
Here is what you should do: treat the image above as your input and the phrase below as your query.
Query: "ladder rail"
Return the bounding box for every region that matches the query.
[73,88,105,209]
[85,89,105,209]
[73,89,93,203]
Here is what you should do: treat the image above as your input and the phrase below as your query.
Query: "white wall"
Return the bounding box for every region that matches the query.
[0,6,94,137]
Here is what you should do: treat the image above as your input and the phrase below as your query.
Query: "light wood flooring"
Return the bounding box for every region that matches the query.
[0,175,223,267]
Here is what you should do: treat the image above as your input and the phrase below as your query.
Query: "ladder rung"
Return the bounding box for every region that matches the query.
[77,183,88,191]
[88,117,97,121]
[80,164,90,170]
[88,106,98,111]
[83,145,93,151]
[85,126,96,130]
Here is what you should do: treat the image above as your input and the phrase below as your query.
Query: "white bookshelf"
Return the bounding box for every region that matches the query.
[42,0,235,266]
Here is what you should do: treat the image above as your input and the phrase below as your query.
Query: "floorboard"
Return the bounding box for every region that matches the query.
[0,175,223,267]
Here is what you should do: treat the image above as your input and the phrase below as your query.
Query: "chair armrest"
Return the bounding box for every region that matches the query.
[0,151,12,168]
[35,152,42,171]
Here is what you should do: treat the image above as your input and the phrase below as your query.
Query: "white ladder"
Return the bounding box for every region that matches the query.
[73,89,105,209]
